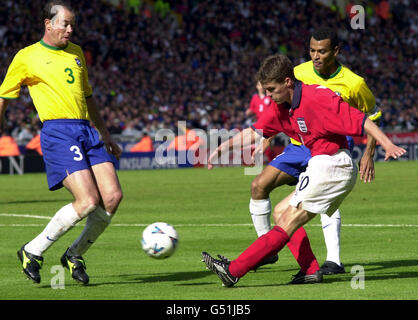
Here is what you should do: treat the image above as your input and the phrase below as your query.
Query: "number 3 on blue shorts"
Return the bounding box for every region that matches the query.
[70,145,84,161]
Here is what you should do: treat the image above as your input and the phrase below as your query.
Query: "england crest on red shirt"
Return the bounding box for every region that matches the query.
[297,117,308,133]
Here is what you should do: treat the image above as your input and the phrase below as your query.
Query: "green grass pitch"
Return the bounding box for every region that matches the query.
[0,161,417,300]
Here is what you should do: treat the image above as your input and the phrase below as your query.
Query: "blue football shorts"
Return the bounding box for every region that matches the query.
[346,136,354,154]
[40,119,116,191]
[268,143,312,185]
[269,136,355,185]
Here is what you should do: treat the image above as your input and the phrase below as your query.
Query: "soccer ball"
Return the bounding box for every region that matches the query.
[141,222,179,259]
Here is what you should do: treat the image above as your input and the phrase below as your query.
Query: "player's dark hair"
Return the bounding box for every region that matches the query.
[311,27,339,49]
[42,1,74,21]
[256,54,295,84]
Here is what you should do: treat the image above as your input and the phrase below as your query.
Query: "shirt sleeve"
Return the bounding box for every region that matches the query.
[0,50,29,99]
[78,48,93,98]
[351,78,376,115]
[252,104,283,138]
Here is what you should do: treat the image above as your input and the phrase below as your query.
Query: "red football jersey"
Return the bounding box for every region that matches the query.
[249,93,272,120]
[252,82,367,156]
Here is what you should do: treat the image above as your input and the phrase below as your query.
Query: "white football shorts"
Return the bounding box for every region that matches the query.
[289,149,358,216]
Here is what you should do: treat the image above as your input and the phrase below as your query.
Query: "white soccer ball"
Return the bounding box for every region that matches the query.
[141,222,179,259]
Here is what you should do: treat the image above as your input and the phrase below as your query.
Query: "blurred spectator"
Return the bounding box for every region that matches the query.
[25,131,42,156]
[130,132,154,152]
[15,123,33,145]
[376,0,391,20]
[246,81,272,121]
[245,81,276,161]
[127,0,142,14]
[108,118,123,134]
[0,129,21,156]
[154,0,170,18]
[167,129,204,151]
[122,120,143,139]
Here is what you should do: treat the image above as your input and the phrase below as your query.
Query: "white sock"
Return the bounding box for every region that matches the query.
[25,203,80,256]
[68,207,113,256]
[249,198,272,237]
[321,209,342,266]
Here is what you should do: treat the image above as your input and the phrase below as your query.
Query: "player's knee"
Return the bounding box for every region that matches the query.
[273,210,291,233]
[113,188,123,207]
[102,187,123,213]
[77,196,100,218]
[273,203,297,230]
[272,198,289,224]
[272,206,285,225]
[273,208,298,236]
[275,206,315,237]
[251,177,269,199]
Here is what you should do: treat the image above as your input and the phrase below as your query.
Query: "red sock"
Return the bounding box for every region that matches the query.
[287,227,320,274]
[229,226,290,278]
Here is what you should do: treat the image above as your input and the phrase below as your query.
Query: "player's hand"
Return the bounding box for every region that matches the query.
[104,137,122,160]
[207,147,221,170]
[384,144,407,161]
[359,153,375,183]
[251,136,272,162]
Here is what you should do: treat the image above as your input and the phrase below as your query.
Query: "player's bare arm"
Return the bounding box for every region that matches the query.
[208,127,257,170]
[86,96,122,159]
[359,133,376,183]
[251,135,274,161]
[363,118,406,160]
[245,108,254,117]
[0,98,9,123]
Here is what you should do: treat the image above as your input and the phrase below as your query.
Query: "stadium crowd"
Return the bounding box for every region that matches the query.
[0,0,416,150]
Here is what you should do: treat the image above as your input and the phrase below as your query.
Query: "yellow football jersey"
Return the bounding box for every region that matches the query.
[0,40,92,122]
[289,60,381,145]
[294,60,380,117]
